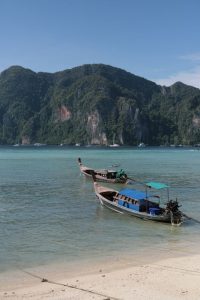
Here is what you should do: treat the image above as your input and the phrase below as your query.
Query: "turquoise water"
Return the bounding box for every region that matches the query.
[0,146,200,273]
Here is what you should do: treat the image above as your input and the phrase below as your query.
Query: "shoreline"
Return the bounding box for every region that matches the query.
[1,246,200,299]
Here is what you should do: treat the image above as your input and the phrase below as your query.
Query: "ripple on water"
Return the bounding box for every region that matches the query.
[0,146,200,273]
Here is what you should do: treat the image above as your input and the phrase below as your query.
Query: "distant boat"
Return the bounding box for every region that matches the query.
[34,143,46,147]
[13,143,20,147]
[75,143,81,147]
[93,178,183,225]
[138,143,146,148]
[78,158,128,184]
[109,143,120,147]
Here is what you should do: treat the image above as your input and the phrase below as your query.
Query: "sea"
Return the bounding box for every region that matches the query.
[0,146,200,277]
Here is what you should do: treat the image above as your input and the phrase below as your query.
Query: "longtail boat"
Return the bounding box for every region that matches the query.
[93,177,183,225]
[78,158,128,184]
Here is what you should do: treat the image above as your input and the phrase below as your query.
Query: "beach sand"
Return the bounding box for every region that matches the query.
[1,251,200,300]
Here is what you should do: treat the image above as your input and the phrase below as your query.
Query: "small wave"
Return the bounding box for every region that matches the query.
[0,208,7,212]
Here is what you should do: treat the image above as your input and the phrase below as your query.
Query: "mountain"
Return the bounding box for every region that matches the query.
[0,64,200,145]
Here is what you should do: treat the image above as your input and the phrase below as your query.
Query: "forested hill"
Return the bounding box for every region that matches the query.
[0,63,200,145]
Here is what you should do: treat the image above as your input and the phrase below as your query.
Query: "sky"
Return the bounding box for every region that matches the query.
[0,0,200,88]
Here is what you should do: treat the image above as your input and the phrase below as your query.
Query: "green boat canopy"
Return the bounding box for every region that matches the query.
[146,181,169,190]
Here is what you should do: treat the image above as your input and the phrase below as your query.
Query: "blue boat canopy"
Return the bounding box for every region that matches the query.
[146,181,168,190]
[119,188,148,200]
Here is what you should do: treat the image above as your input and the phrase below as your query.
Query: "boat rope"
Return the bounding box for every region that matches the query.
[151,263,200,275]
[182,213,200,224]
[126,177,146,186]
[20,269,122,300]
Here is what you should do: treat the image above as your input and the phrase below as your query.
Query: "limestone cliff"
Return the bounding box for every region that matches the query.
[0,64,200,145]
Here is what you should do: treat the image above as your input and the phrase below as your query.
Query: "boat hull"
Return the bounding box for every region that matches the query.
[98,194,171,222]
[94,183,172,223]
[79,164,127,184]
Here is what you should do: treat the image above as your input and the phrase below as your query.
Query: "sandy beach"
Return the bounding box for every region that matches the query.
[1,251,200,300]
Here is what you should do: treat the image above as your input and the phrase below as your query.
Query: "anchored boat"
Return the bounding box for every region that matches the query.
[78,158,128,184]
[93,177,183,225]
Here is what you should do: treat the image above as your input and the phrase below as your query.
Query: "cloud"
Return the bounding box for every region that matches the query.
[154,66,200,89]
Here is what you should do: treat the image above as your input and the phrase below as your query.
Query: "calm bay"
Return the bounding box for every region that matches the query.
[0,146,200,276]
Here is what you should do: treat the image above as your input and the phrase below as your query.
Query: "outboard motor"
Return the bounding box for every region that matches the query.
[166,199,182,225]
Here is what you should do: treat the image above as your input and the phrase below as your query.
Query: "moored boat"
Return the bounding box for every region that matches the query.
[138,142,146,148]
[78,158,128,184]
[93,177,183,225]
[109,143,120,147]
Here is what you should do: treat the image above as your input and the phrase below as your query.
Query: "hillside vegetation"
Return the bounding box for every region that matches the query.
[0,64,200,145]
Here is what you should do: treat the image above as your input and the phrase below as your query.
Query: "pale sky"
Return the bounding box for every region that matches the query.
[0,0,200,88]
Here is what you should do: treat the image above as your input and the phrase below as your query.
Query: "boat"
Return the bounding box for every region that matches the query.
[138,142,146,148]
[93,177,183,225]
[78,158,128,184]
[109,143,120,147]
[34,143,46,147]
